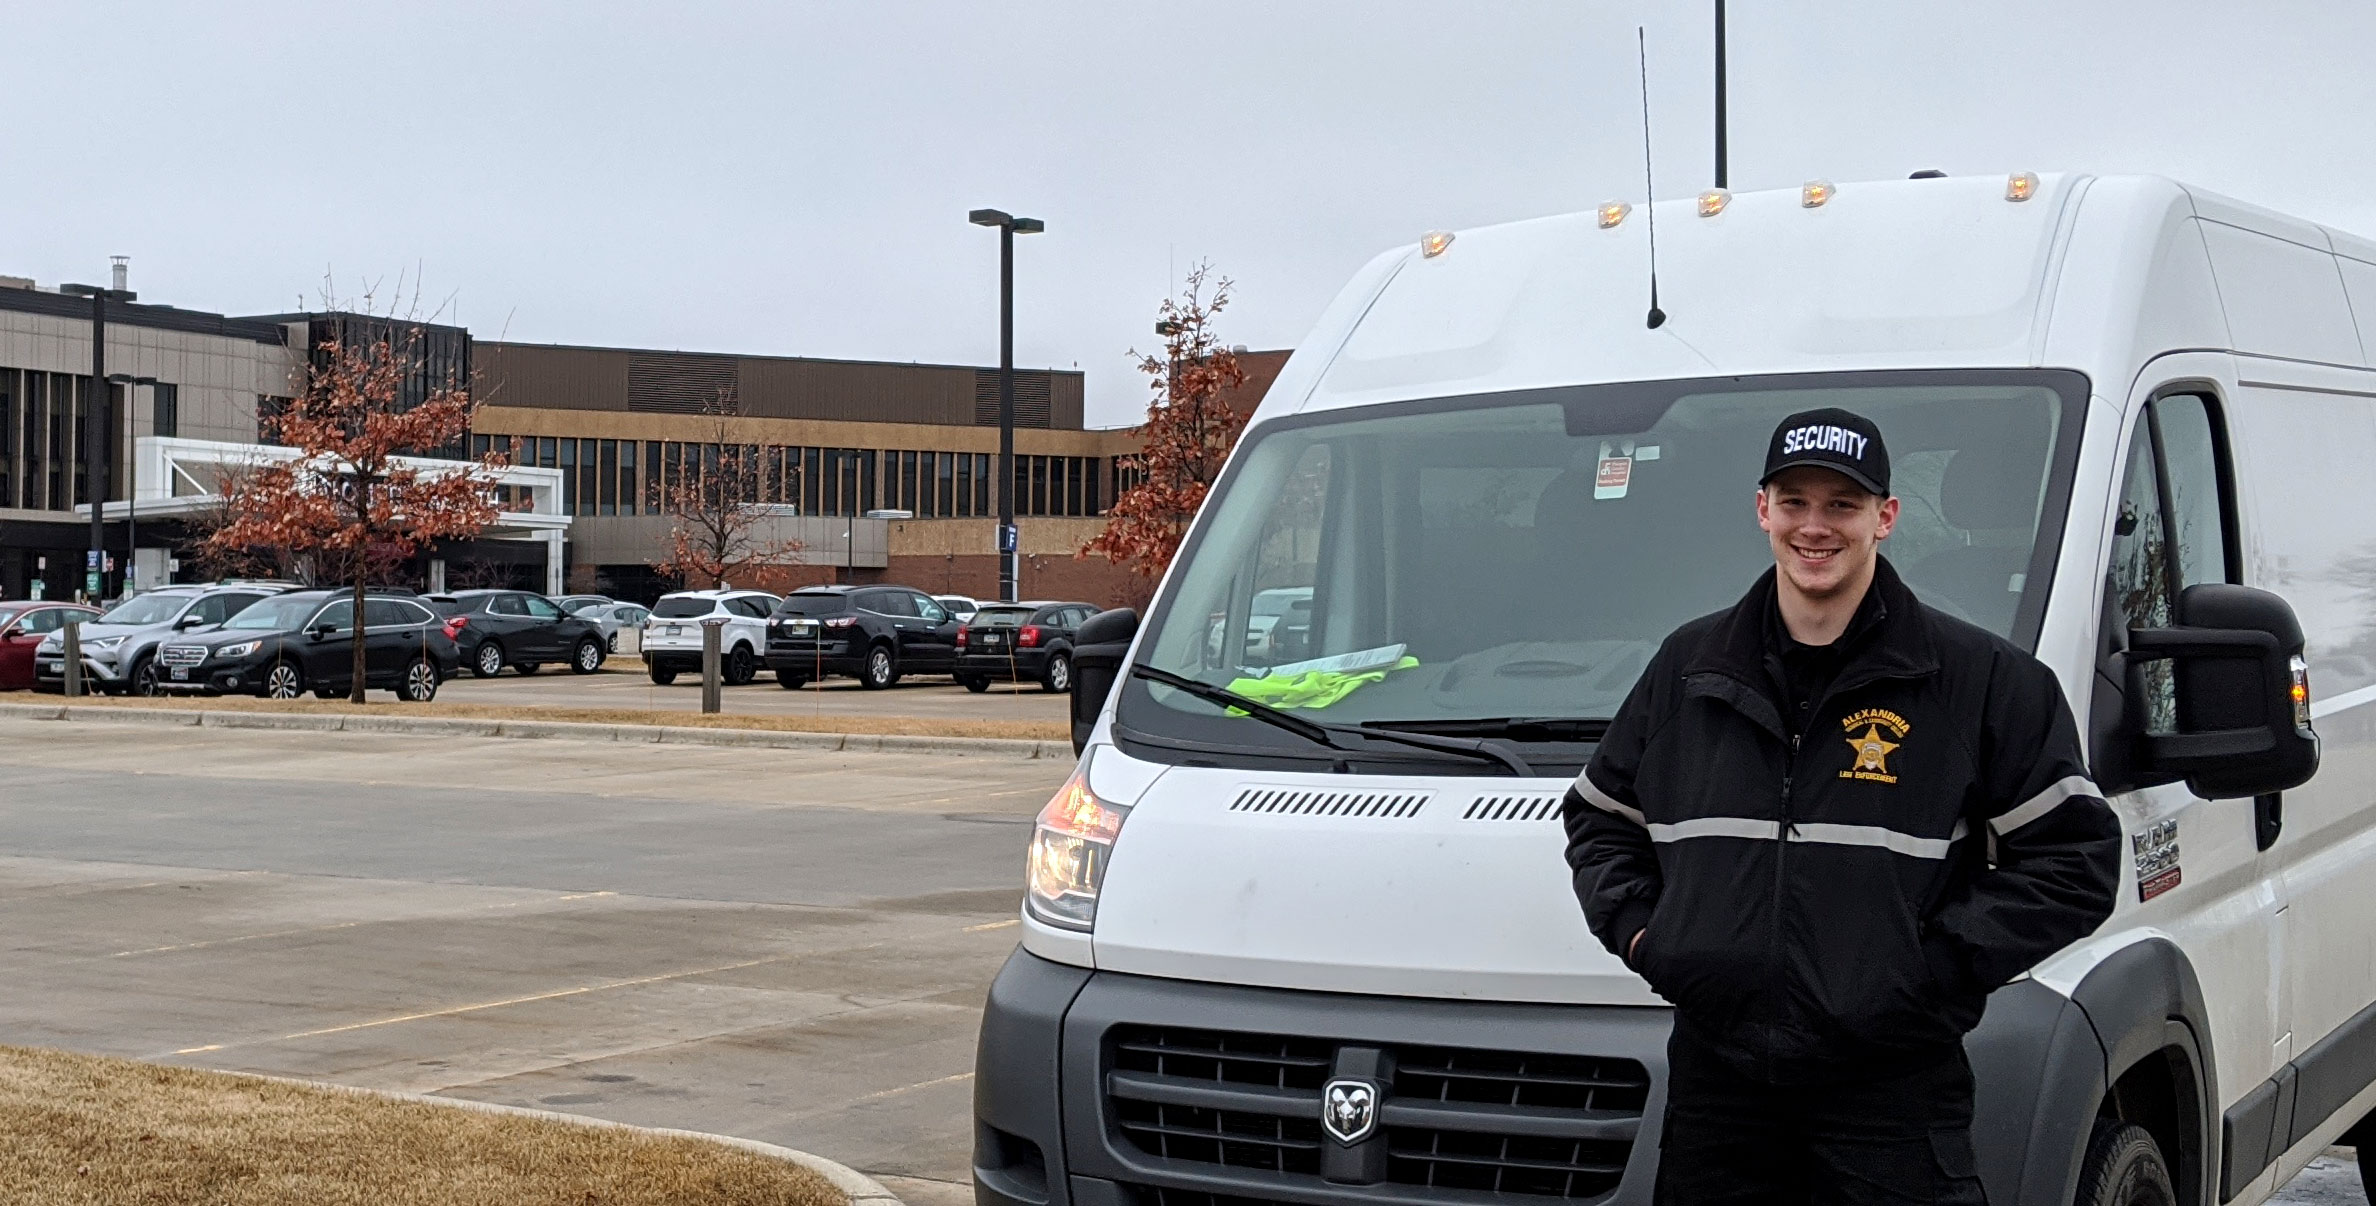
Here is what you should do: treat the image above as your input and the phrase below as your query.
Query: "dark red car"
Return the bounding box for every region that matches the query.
[0,601,102,690]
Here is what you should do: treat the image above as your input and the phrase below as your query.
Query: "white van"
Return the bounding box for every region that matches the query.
[973,174,2376,1206]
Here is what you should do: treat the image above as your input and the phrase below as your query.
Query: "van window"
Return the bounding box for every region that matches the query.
[1117,372,2085,762]
[2104,396,2236,735]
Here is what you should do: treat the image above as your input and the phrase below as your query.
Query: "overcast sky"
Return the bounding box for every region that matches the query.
[6,2,2372,427]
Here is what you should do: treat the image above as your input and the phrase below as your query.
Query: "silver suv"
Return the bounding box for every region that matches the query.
[35,582,292,695]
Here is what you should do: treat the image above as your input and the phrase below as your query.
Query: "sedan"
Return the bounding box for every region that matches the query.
[953,601,1099,693]
[0,602,103,690]
[576,602,652,654]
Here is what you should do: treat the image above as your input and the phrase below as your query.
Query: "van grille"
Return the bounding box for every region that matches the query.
[1226,788,1431,819]
[1105,1025,1648,1201]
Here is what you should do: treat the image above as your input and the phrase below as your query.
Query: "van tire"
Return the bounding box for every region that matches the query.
[2074,1120,2175,1206]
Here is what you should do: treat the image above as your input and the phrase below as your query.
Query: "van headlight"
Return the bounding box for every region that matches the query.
[1026,750,1131,931]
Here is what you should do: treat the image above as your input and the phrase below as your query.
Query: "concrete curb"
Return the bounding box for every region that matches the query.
[217,1070,901,1206]
[0,700,1067,760]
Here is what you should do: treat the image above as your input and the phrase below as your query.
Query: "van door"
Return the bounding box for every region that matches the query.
[2222,371,2376,1174]
[2098,387,2287,1122]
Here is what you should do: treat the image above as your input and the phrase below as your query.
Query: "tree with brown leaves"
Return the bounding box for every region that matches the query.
[208,330,504,703]
[1082,264,1249,581]
[649,396,804,592]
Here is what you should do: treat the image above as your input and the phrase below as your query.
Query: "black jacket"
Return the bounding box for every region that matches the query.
[1562,557,2120,1083]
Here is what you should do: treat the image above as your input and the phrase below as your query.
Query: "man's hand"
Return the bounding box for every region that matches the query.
[1628,929,1644,964]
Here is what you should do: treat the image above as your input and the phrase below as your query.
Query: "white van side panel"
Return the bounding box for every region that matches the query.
[2037,178,2228,403]
[2337,256,2376,364]
[2226,366,2376,1149]
[2197,224,2367,367]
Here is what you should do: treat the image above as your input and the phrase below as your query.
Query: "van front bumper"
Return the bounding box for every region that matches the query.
[973,949,1672,1206]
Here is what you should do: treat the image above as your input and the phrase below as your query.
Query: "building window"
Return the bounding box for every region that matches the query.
[538,437,557,469]
[558,439,577,514]
[599,440,618,515]
[152,383,178,439]
[0,370,13,509]
[619,440,638,515]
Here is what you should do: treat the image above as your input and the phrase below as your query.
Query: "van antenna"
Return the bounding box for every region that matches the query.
[1638,27,1667,330]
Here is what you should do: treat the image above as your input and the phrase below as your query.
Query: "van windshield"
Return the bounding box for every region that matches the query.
[1118,372,2084,767]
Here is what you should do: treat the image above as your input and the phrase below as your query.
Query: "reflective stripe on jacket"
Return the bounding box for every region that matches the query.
[1562,557,2120,1083]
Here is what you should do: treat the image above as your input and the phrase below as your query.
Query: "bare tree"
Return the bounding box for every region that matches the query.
[649,393,803,592]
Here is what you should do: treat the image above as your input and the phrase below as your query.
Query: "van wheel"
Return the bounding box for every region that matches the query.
[2075,1120,2175,1206]
[649,664,677,685]
[861,645,898,689]
[1041,652,1072,693]
[472,642,505,678]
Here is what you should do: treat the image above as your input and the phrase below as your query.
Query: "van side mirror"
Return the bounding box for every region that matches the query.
[1069,608,1140,754]
[2120,584,2319,800]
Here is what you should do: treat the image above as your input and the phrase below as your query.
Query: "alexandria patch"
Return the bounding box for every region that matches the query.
[1839,708,1911,785]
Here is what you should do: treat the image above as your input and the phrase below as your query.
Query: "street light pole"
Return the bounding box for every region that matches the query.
[61,272,138,602]
[968,208,1043,603]
[107,374,157,593]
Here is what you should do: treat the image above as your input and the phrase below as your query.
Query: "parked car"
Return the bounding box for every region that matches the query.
[765,585,960,690]
[577,602,653,653]
[151,590,459,700]
[430,589,610,677]
[934,594,981,622]
[953,600,1098,693]
[33,582,288,695]
[640,589,778,685]
[0,601,103,690]
[556,594,614,615]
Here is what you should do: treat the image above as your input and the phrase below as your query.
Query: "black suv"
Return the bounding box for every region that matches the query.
[954,601,1099,693]
[430,589,611,678]
[152,590,460,701]
[765,585,960,689]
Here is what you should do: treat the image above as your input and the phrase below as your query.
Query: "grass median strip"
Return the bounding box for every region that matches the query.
[0,1044,844,1206]
[41,694,1066,742]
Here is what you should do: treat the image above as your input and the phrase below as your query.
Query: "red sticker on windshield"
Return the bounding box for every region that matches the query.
[1595,457,1633,499]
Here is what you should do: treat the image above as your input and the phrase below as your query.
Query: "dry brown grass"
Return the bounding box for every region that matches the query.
[44,693,1067,742]
[0,1044,846,1206]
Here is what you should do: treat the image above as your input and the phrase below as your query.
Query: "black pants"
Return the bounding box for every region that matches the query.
[1654,1032,1987,1205]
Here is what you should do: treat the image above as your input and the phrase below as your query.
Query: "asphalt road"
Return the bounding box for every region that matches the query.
[0,717,1069,1206]
[0,717,2358,1206]
[441,659,1075,724]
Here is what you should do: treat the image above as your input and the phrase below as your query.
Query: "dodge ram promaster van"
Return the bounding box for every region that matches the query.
[974,174,2376,1206]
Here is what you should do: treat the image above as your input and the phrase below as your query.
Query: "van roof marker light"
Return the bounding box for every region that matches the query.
[1801,180,1835,208]
[1419,231,1455,258]
[1597,201,1632,229]
[2006,172,2040,202]
[1697,189,1731,217]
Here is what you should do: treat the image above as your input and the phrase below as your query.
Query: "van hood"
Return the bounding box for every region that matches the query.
[1087,750,1661,1007]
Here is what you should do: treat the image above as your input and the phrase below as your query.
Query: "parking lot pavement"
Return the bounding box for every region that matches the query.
[442,661,1075,725]
[0,717,1068,1205]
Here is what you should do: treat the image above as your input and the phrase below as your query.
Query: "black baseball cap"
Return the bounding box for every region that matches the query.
[1760,407,1890,496]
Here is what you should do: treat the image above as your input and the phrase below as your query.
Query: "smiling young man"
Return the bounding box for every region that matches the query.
[1561,408,2121,1204]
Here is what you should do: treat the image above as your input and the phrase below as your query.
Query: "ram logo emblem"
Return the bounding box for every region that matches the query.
[1321,1078,1378,1144]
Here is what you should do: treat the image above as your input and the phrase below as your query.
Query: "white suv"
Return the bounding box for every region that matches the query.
[639,589,778,685]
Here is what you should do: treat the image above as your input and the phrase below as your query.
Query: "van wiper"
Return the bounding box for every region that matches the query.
[1129,664,1533,776]
[1363,716,1613,742]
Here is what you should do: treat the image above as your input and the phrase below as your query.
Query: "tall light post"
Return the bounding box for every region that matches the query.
[60,262,137,602]
[106,373,158,593]
[967,208,1043,603]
